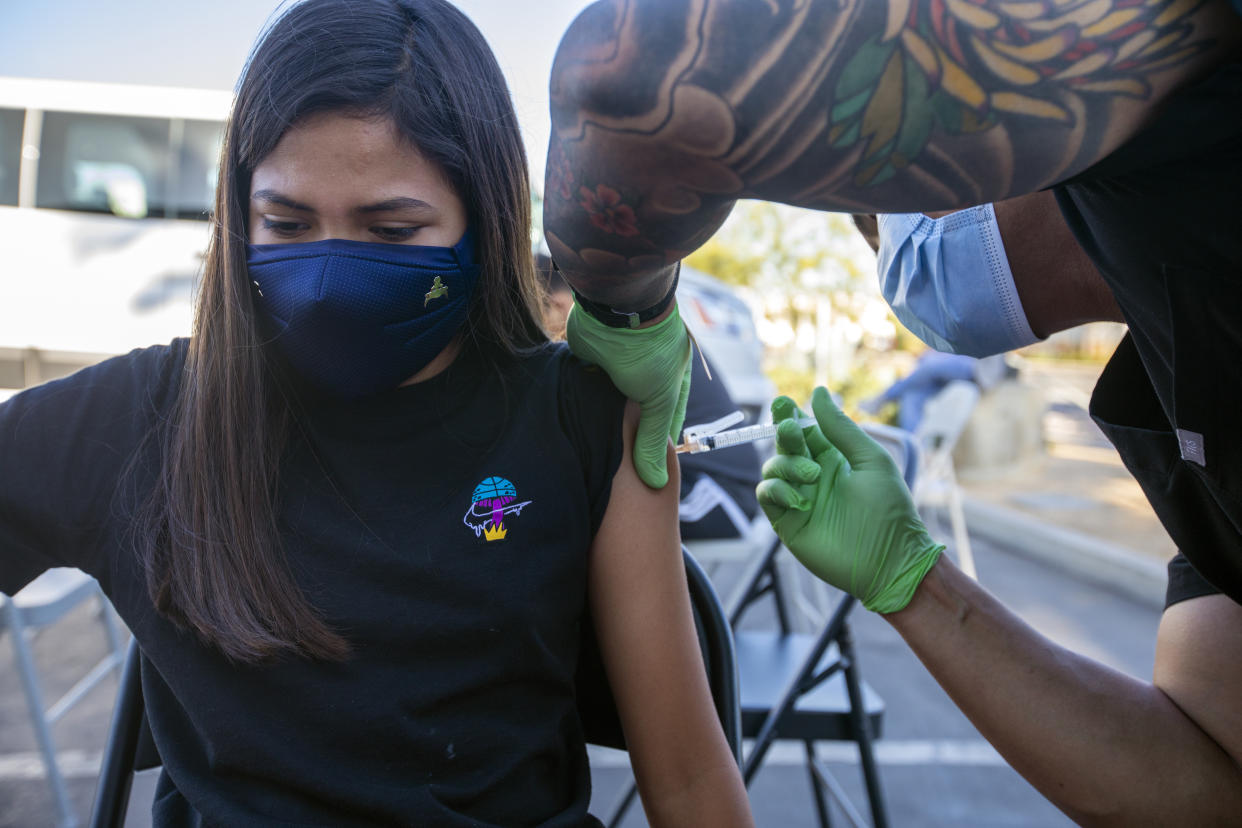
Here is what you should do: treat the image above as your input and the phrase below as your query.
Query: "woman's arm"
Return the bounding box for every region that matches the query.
[0,344,180,594]
[589,401,753,827]
[546,0,1241,306]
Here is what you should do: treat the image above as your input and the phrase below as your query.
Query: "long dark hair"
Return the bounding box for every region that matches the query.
[135,0,545,663]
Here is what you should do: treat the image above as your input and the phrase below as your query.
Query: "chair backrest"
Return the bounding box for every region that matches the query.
[573,547,741,761]
[90,548,741,828]
[914,380,979,453]
[858,422,920,492]
[3,567,100,627]
[88,635,149,828]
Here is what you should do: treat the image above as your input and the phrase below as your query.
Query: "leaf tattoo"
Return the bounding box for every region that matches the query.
[828,0,1210,186]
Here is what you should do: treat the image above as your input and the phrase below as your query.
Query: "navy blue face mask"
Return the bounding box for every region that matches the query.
[247,230,479,398]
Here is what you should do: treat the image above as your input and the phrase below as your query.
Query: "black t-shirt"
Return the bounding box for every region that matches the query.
[1054,60,1242,607]
[0,339,625,826]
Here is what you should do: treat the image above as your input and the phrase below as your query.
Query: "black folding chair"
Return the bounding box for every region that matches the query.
[726,422,919,828]
[90,548,740,828]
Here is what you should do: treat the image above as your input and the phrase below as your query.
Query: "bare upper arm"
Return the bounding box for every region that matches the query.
[1154,593,1242,769]
[588,401,750,823]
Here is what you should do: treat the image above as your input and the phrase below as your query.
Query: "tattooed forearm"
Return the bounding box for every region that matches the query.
[544,0,1238,307]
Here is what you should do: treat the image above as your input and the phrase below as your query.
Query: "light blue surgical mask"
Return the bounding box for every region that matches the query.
[877,205,1042,357]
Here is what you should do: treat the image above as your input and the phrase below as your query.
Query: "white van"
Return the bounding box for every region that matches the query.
[0,77,230,388]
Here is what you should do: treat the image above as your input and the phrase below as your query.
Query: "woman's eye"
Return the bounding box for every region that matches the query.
[372,226,418,242]
[261,218,307,237]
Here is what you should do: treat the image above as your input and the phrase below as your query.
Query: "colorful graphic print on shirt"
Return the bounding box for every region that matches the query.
[463,476,533,542]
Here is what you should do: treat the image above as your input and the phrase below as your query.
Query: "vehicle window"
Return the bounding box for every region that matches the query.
[175,119,223,220]
[36,111,171,218]
[0,108,24,207]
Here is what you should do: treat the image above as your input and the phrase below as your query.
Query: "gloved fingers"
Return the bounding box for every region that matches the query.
[632,404,673,489]
[564,303,603,362]
[771,396,798,423]
[566,299,689,490]
[774,418,811,458]
[669,350,693,441]
[757,492,787,526]
[762,453,822,485]
[810,386,886,470]
[772,395,830,457]
[802,417,831,459]
[757,478,812,515]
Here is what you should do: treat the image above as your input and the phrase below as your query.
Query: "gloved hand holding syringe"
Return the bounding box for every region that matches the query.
[675,410,817,454]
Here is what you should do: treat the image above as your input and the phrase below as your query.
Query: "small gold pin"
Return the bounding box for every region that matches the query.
[424,276,448,307]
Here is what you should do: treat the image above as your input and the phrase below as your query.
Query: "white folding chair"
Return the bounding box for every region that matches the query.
[2,568,126,828]
[680,475,764,565]
[912,381,980,579]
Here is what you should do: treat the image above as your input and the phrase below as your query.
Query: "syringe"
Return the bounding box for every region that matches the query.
[675,416,818,454]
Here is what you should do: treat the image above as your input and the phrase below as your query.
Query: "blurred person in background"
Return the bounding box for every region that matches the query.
[0,2,753,826]
[860,350,989,433]
[537,254,762,541]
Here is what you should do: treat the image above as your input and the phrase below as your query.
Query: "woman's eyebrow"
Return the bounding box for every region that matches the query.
[356,197,436,214]
[252,190,314,212]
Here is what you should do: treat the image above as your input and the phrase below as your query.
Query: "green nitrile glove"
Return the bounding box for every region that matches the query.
[756,387,944,614]
[566,300,692,489]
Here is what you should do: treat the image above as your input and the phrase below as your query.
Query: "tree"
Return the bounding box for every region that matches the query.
[686,202,867,295]
[686,202,887,407]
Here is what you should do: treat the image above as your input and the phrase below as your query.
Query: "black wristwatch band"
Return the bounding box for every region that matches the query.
[563,262,681,329]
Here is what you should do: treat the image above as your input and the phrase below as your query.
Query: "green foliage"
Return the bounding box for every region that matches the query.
[833,355,890,418]
[685,236,763,288]
[765,355,888,418]
[689,199,892,421]
[684,201,867,294]
[765,364,817,412]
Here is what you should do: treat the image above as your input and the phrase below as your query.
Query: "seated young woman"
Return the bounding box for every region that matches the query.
[0,1,752,825]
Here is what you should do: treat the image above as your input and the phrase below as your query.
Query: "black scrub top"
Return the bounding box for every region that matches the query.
[1054,60,1242,606]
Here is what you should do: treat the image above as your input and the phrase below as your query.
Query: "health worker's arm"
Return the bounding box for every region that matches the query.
[890,560,1242,826]
[545,0,1241,308]
[589,401,753,828]
[0,347,176,595]
[759,390,1242,825]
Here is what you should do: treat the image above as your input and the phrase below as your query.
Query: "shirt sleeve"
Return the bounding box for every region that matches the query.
[1165,552,1222,608]
[556,349,627,538]
[0,341,185,594]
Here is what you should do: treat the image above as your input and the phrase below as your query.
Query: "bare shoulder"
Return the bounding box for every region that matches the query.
[1155,594,1242,765]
